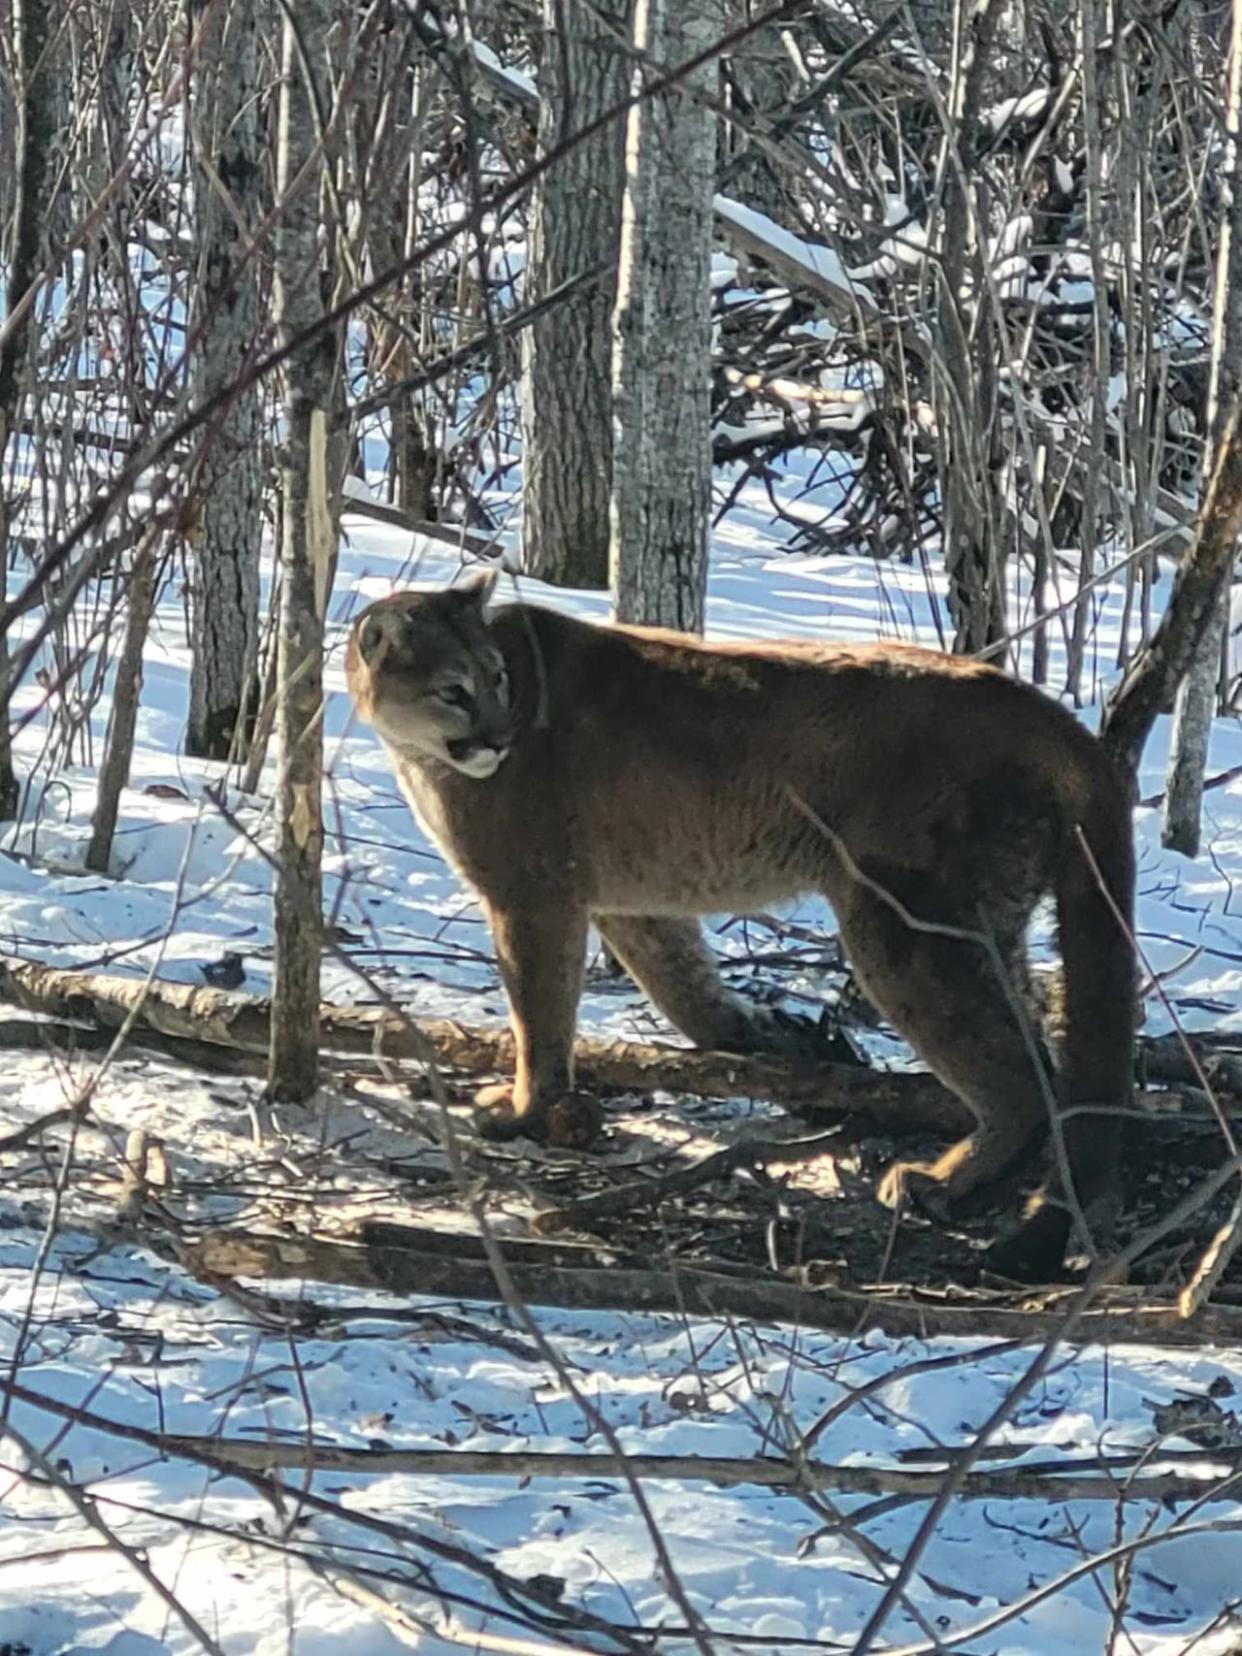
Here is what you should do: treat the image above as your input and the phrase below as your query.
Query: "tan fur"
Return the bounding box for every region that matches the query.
[346,574,1137,1280]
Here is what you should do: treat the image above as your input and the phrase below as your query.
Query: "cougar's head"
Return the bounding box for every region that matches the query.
[346,572,513,779]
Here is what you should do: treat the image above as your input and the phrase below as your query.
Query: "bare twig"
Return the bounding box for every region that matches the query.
[6,1382,1240,1505]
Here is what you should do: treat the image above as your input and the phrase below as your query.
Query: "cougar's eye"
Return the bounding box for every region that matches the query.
[435,683,474,710]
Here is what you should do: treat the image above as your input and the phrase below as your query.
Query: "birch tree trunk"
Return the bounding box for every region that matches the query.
[0,0,56,821]
[609,0,720,631]
[268,1,336,1102]
[185,0,265,763]
[1161,0,1242,855]
[520,0,630,590]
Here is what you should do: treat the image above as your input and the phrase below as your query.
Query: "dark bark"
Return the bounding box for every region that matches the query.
[185,1220,1242,1351]
[268,2,335,1102]
[519,0,631,590]
[1102,394,1242,782]
[717,13,799,219]
[0,0,57,821]
[1160,5,1242,853]
[85,535,162,875]
[185,0,265,763]
[610,0,721,630]
[935,0,1006,659]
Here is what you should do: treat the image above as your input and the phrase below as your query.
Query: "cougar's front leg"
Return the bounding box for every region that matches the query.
[475,898,598,1148]
[595,914,819,1059]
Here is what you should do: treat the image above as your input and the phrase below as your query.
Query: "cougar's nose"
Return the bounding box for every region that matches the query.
[481,702,513,751]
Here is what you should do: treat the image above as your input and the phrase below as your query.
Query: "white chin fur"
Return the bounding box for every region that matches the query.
[449,746,506,779]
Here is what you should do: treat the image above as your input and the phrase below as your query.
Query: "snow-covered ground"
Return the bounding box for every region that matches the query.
[2,476,1242,1652]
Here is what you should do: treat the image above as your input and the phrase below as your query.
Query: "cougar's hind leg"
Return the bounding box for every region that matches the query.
[475,898,599,1147]
[595,914,819,1058]
[836,883,1049,1213]
[595,915,754,1049]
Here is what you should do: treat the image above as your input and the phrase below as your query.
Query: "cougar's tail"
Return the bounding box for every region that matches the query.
[1059,766,1136,1198]
[992,759,1135,1281]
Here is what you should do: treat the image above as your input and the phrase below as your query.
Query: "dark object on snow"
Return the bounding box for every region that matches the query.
[201,952,246,990]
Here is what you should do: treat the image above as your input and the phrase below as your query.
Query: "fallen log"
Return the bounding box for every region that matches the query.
[0,954,1236,1140]
[183,1217,1242,1350]
[0,951,967,1134]
[8,1378,1239,1502]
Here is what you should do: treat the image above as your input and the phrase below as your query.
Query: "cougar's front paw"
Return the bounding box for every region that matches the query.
[472,1083,530,1141]
[472,1084,603,1150]
[876,1158,948,1217]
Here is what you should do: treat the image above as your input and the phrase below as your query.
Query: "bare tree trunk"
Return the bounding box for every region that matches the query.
[85,534,161,875]
[366,53,437,520]
[268,1,335,1103]
[717,12,797,220]
[1113,20,1163,673]
[1063,0,1110,704]
[239,536,282,797]
[520,0,630,590]
[0,0,56,822]
[81,3,143,429]
[1161,606,1225,853]
[933,0,1005,659]
[1161,0,1242,854]
[1103,392,1242,782]
[185,0,265,763]
[609,0,720,630]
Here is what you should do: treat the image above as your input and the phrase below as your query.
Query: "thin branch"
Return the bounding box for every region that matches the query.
[6,1384,1240,1505]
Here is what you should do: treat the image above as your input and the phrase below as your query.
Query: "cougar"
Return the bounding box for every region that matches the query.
[346,573,1136,1281]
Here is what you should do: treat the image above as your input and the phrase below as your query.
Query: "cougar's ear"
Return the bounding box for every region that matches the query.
[450,567,499,613]
[358,611,386,660]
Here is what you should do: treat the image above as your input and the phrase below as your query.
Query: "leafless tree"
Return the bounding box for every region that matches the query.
[519,0,630,590]
[1161,0,1242,854]
[185,0,268,764]
[1101,1,1242,782]
[353,28,439,519]
[0,0,57,821]
[85,532,163,874]
[267,0,336,1103]
[927,0,1007,659]
[610,0,722,630]
[718,7,801,220]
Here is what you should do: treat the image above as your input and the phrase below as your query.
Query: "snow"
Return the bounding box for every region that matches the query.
[848,215,929,284]
[2,434,1242,1647]
[984,88,1054,133]
[5,1219,1242,1652]
[469,38,538,106]
[713,194,876,314]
